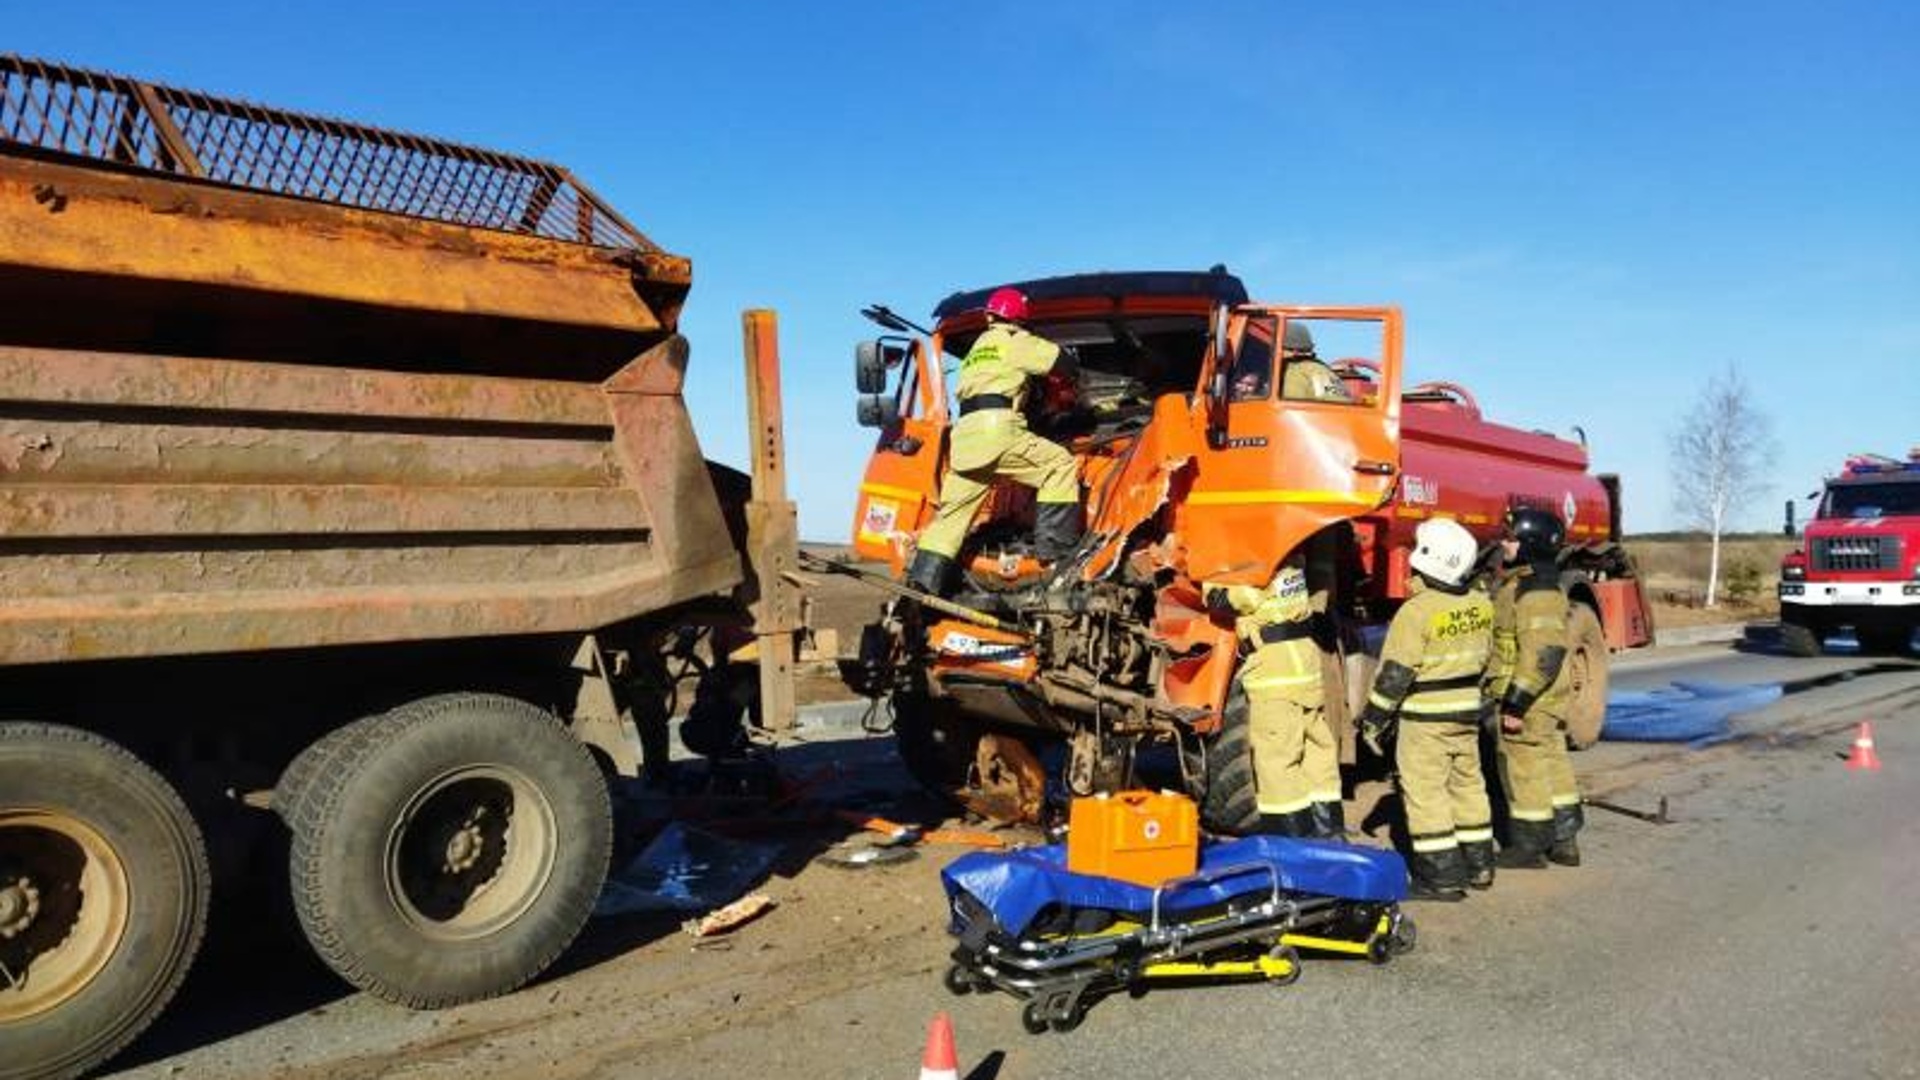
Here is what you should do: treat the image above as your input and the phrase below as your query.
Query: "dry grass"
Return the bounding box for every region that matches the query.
[1628,535,1796,623]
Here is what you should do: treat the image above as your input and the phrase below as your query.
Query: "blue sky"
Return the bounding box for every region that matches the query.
[11,1,1917,537]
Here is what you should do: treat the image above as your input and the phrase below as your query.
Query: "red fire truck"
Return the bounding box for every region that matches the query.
[1778,451,1920,656]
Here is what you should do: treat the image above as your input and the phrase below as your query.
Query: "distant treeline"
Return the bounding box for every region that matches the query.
[1625,531,1790,543]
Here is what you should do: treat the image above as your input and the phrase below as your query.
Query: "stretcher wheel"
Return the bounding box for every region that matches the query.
[1390,916,1418,955]
[1267,944,1302,986]
[1049,1003,1087,1033]
[1020,999,1052,1035]
[1368,936,1394,965]
[942,963,976,996]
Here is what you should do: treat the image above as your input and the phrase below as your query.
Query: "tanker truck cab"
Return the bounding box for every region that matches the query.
[1778,451,1920,656]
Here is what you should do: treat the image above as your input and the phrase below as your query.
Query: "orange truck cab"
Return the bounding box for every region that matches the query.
[845,268,1650,829]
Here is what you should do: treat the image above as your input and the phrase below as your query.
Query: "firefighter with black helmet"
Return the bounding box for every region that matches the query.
[1486,506,1584,868]
[1355,518,1497,900]
[906,286,1082,597]
[1204,555,1343,838]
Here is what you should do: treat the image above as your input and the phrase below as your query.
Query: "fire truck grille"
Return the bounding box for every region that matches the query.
[1812,535,1902,572]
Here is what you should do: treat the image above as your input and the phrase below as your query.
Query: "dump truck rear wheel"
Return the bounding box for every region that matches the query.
[274,720,372,825]
[0,723,209,1080]
[287,694,612,1008]
[1562,604,1611,750]
[1778,618,1824,657]
[1197,681,1261,835]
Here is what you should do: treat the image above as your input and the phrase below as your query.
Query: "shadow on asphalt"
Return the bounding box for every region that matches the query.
[112,732,929,1073]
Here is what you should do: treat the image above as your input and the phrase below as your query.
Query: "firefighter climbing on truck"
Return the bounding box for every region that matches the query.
[906,286,1083,598]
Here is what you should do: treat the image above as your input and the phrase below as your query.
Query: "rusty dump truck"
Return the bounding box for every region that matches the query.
[844,270,1651,828]
[0,57,800,1080]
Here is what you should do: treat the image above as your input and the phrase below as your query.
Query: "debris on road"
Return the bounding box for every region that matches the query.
[596,823,782,917]
[683,894,777,938]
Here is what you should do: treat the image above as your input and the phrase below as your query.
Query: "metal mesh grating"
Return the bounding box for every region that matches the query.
[1812,535,1901,573]
[0,54,651,251]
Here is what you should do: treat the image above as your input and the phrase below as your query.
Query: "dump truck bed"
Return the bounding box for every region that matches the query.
[0,56,741,665]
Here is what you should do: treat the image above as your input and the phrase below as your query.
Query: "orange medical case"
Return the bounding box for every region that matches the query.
[1066,790,1200,887]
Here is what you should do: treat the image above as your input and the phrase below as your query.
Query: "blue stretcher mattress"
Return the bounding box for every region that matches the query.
[942,837,1407,939]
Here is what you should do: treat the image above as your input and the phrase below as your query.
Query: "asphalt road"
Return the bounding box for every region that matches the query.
[105,642,1920,1080]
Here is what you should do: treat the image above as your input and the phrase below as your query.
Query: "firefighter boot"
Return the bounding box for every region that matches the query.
[1549,805,1584,867]
[1407,848,1469,902]
[1259,809,1318,838]
[1460,840,1496,890]
[1033,502,1085,564]
[905,549,956,598]
[1310,800,1348,841]
[1496,819,1553,869]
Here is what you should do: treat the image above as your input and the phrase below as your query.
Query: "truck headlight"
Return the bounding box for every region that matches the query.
[1781,564,1806,581]
[1781,583,1805,596]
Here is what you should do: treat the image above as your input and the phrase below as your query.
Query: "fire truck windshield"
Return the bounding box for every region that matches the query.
[1821,481,1920,520]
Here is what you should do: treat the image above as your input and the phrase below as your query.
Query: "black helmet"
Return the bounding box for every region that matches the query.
[1503,506,1565,561]
[1282,320,1315,355]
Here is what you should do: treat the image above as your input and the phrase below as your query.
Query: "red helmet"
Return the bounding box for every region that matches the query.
[984,287,1030,323]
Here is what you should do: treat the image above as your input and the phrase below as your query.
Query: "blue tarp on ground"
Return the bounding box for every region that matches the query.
[1601,681,1783,745]
[941,837,1406,939]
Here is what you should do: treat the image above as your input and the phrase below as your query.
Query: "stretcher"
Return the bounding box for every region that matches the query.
[939,836,1414,1033]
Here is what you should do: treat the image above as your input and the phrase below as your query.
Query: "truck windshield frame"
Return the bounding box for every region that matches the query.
[1821,481,1920,520]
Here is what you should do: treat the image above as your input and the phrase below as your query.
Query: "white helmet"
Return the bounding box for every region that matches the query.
[1409,518,1477,587]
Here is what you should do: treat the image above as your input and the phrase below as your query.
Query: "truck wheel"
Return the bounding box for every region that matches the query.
[891,692,980,800]
[287,694,612,1007]
[273,720,371,825]
[1562,605,1611,750]
[1,723,210,1080]
[1778,618,1824,658]
[1197,681,1261,835]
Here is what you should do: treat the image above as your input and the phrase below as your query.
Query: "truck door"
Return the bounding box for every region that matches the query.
[850,335,948,568]
[1181,305,1403,581]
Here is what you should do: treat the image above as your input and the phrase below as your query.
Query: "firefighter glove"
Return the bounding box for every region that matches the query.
[1357,703,1396,757]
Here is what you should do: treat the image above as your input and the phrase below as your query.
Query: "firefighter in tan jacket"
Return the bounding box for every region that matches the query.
[906,286,1081,597]
[1356,518,1496,901]
[1486,507,1584,868]
[1205,557,1343,838]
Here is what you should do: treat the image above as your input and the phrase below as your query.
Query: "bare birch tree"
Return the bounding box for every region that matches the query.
[1669,365,1775,608]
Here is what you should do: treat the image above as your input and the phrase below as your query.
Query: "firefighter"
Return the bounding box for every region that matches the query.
[1486,507,1584,868]
[1205,556,1343,838]
[1278,321,1352,402]
[906,287,1081,597]
[1355,518,1497,900]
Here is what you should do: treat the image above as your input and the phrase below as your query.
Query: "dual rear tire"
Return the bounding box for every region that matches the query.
[281,694,613,1007]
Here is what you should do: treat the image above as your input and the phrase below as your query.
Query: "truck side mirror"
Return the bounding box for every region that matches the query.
[856,393,900,429]
[856,338,909,394]
[1206,304,1232,446]
[1783,499,1795,537]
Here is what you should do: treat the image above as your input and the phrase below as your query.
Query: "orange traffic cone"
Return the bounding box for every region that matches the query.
[1845,722,1882,771]
[919,1012,959,1080]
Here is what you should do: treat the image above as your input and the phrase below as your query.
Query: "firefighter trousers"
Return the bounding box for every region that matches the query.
[1498,708,1580,827]
[1246,695,1320,815]
[918,427,1078,559]
[1397,718,1494,855]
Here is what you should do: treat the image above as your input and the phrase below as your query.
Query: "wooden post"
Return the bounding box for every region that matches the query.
[741,310,800,733]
